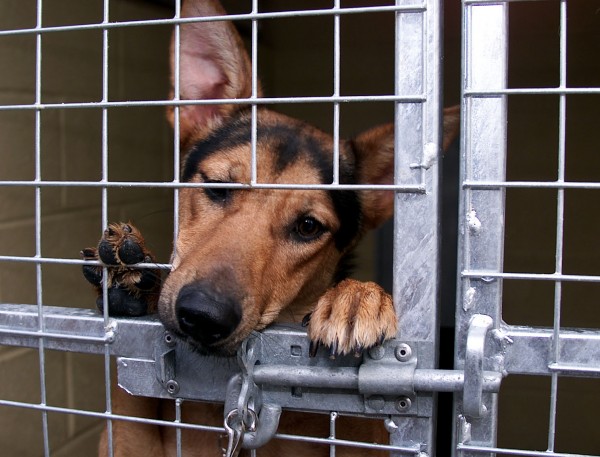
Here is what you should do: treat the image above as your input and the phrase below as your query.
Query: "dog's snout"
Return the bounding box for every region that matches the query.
[176,282,241,347]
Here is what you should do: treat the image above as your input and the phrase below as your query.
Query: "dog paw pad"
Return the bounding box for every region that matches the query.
[81,222,160,316]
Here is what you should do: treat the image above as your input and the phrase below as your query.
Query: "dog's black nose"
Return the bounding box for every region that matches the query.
[175,282,241,347]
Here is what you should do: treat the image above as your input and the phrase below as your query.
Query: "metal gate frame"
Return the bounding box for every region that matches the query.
[0,1,449,455]
[455,2,600,457]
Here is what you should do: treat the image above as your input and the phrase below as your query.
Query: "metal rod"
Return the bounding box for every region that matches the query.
[0,4,428,37]
[0,94,427,111]
[252,366,501,393]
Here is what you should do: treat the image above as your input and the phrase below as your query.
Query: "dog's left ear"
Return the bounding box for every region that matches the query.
[352,105,461,230]
[167,0,255,146]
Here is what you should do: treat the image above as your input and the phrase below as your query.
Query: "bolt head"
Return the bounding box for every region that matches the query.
[165,379,180,395]
[164,331,176,347]
[395,343,412,362]
[396,396,412,412]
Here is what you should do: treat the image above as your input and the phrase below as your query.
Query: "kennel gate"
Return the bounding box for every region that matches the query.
[0,0,599,456]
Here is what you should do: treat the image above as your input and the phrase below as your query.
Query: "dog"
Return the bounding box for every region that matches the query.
[82,1,460,455]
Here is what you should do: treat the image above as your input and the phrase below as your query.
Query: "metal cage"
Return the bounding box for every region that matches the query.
[0,0,599,456]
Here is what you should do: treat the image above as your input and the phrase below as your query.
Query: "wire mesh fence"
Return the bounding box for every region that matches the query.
[0,1,599,457]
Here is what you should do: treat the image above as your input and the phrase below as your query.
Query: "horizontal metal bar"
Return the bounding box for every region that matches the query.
[0,180,424,193]
[0,398,222,433]
[463,180,600,190]
[0,94,425,112]
[0,327,109,344]
[463,270,600,283]
[253,366,501,393]
[465,87,600,96]
[414,369,501,393]
[464,0,559,4]
[271,431,420,455]
[0,398,415,453]
[0,3,427,37]
[457,444,596,457]
[548,363,600,376]
[502,325,600,377]
[0,256,172,270]
[254,365,358,390]
[0,304,162,358]
[2,306,599,381]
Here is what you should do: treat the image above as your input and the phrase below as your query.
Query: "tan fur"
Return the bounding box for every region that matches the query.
[308,279,396,355]
[95,0,461,455]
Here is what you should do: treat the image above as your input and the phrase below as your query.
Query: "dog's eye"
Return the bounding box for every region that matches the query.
[204,180,231,204]
[294,216,325,241]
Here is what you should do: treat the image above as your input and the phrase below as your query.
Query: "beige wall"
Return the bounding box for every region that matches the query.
[0,1,174,454]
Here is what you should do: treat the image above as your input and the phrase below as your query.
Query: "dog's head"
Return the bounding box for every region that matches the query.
[158,0,459,355]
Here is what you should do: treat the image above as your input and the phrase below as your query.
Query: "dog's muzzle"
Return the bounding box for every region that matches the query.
[175,281,242,348]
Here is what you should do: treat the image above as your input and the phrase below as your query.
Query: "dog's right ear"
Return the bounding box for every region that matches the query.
[168,0,254,146]
[352,105,461,230]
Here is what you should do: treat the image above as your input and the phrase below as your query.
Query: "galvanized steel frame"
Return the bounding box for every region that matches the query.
[0,0,447,456]
[455,1,600,457]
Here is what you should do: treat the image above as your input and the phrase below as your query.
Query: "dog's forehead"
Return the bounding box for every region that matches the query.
[179,108,362,251]
[182,108,339,184]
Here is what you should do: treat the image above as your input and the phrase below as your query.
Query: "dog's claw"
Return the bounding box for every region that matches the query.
[301,313,312,327]
[353,345,364,358]
[309,340,320,358]
[328,342,338,360]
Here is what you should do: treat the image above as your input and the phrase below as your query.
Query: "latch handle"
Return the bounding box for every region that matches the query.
[463,314,494,418]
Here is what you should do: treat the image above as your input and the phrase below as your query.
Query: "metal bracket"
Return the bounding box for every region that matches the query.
[124,313,502,422]
[154,330,178,396]
[356,315,501,418]
[0,305,502,422]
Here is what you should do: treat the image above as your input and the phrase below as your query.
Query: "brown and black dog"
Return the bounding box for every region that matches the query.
[82,1,460,455]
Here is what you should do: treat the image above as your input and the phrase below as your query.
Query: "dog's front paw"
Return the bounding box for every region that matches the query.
[81,222,161,316]
[306,279,397,358]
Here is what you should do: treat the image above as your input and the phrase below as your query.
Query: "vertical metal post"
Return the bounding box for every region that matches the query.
[34,0,50,455]
[172,0,182,242]
[454,2,508,456]
[392,0,442,454]
[250,0,259,186]
[547,1,568,452]
[101,2,114,456]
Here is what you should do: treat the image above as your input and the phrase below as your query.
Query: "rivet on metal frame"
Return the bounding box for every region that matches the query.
[368,345,385,360]
[366,395,386,412]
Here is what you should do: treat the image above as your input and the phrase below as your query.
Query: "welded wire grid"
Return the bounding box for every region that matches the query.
[458,1,600,457]
[0,1,437,456]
